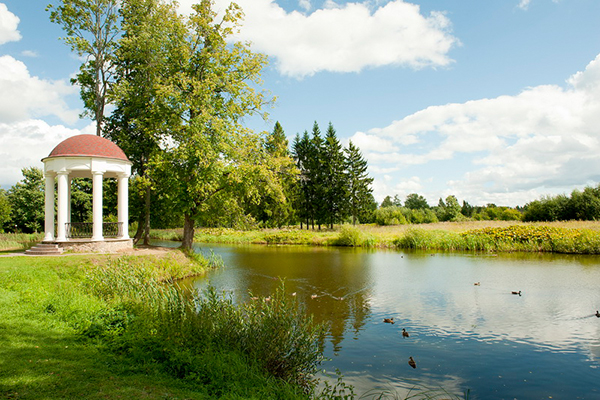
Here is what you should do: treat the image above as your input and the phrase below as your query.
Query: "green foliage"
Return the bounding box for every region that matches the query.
[395,228,465,251]
[404,193,429,209]
[522,185,600,222]
[86,260,325,391]
[142,0,274,249]
[471,205,522,221]
[47,0,120,136]
[0,254,311,399]
[0,189,11,232]
[436,195,464,222]
[373,206,438,226]
[8,167,45,233]
[248,122,299,228]
[380,194,402,208]
[334,224,365,246]
[373,206,408,225]
[0,232,43,251]
[322,123,348,228]
[345,141,374,225]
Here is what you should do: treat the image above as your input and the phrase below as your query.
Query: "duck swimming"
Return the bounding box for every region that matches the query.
[402,328,409,338]
[408,357,416,369]
[383,318,395,324]
[596,310,600,318]
[512,291,522,296]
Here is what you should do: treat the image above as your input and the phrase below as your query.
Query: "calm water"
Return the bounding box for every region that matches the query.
[154,241,600,399]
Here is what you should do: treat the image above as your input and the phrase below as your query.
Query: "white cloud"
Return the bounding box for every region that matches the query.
[20,50,38,58]
[179,0,458,78]
[0,55,79,124]
[299,0,311,12]
[354,53,600,206]
[517,0,531,10]
[0,120,82,187]
[0,3,21,45]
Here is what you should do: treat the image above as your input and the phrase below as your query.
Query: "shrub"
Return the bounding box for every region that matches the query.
[334,224,364,246]
[373,206,407,226]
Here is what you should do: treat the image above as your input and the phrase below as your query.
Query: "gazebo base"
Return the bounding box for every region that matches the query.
[44,238,133,253]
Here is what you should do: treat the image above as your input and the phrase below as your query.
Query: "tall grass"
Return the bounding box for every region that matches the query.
[0,232,43,251]
[85,259,326,392]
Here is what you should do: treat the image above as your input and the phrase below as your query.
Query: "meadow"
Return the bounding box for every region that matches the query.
[148,220,600,254]
[0,251,328,399]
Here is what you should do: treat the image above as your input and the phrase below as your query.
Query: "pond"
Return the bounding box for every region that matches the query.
[153,240,600,399]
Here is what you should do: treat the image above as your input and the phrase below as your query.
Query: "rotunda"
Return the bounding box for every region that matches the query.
[41,134,132,252]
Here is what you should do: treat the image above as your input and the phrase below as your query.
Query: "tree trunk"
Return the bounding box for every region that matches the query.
[181,213,195,251]
[133,213,144,244]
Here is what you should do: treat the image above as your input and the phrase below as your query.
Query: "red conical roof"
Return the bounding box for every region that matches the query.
[46,134,129,161]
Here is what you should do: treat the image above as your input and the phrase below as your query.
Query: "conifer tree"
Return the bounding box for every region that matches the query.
[344,141,374,225]
[322,122,347,228]
[292,131,312,229]
[308,122,326,229]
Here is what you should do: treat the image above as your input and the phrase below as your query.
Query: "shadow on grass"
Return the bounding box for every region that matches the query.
[0,312,203,399]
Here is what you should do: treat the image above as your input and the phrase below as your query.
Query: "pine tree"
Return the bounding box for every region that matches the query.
[344,141,374,225]
[308,122,326,229]
[322,122,347,228]
[292,131,312,229]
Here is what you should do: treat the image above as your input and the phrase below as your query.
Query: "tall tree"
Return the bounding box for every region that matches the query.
[47,0,121,136]
[151,0,274,250]
[250,122,298,227]
[292,131,312,229]
[105,0,181,244]
[344,141,373,225]
[405,193,429,209]
[322,122,347,228]
[307,122,325,228]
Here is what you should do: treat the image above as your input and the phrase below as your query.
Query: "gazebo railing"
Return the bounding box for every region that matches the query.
[66,222,123,239]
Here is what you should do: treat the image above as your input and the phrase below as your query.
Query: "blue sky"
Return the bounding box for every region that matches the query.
[1,0,600,207]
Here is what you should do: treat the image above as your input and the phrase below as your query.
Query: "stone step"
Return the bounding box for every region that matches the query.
[26,243,63,256]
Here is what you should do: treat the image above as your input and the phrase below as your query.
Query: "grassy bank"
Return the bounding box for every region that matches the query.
[149,220,600,254]
[0,251,325,399]
[0,233,43,252]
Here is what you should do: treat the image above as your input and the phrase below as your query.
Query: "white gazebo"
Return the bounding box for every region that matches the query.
[40,134,133,253]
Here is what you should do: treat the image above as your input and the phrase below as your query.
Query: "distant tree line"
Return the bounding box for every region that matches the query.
[521,185,600,222]
[373,194,523,225]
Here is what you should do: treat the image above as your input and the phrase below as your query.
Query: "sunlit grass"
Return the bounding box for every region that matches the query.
[0,253,328,399]
[149,220,600,254]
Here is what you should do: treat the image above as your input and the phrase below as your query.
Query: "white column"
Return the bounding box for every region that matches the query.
[117,174,129,239]
[56,171,69,241]
[67,177,72,224]
[43,172,55,242]
[91,171,104,241]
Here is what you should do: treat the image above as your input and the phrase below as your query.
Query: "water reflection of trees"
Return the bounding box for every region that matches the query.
[225,246,374,352]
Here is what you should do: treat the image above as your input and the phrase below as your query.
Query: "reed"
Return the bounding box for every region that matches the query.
[84,260,326,392]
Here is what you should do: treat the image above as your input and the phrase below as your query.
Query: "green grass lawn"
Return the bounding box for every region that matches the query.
[0,255,204,399]
[0,254,312,399]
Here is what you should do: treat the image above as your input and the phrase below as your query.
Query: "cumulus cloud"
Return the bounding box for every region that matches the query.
[0,55,79,124]
[0,3,21,45]
[354,54,600,206]
[178,0,458,77]
[0,120,82,186]
[517,0,531,10]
